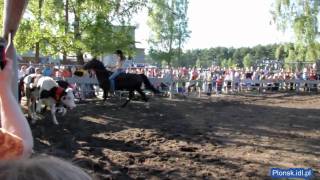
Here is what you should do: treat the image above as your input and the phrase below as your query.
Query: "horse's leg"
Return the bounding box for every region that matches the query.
[30,97,38,123]
[27,97,32,119]
[36,99,43,113]
[50,103,59,125]
[18,88,22,104]
[187,84,194,95]
[26,88,35,120]
[121,90,134,107]
[137,89,148,102]
[103,88,107,101]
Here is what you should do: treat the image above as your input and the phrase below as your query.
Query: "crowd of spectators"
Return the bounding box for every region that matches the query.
[132,64,319,82]
[18,63,83,80]
[128,64,320,95]
[17,62,320,96]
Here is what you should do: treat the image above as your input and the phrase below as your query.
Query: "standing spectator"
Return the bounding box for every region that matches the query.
[18,65,27,79]
[71,65,77,77]
[211,73,217,94]
[26,63,35,75]
[302,67,308,80]
[35,67,42,75]
[205,71,212,96]
[216,75,224,94]
[234,70,241,92]
[42,65,53,77]
[55,67,63,79]
[52,66,59,78]
[61,66,72,78]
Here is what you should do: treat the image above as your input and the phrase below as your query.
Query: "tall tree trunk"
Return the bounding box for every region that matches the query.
[167,0,175,67]
[35,0,43,63]
[76,52,84,65]
[62,0,68,63]
[168,33,173,67]
[178,28,182,65]
[35,42,40,63]
[74,7,83,64]
[168,22,174,66]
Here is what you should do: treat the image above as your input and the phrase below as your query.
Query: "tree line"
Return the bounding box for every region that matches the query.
[147,0,320,69]
[148,42,320,69]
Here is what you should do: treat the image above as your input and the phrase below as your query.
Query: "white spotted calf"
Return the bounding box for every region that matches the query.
[35,77,76,125]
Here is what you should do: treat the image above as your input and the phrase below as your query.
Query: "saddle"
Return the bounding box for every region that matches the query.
[40,86,65,102]
[116,73,126,81]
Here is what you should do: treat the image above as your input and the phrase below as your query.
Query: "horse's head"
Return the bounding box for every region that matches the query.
[83,58,105,71]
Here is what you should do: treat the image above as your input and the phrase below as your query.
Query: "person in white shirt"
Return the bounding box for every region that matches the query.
[18,65,27,79]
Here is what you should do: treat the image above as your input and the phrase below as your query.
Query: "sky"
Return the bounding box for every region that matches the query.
[133,0,295,50]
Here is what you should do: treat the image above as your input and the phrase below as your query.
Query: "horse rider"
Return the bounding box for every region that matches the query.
[109,50,126,93]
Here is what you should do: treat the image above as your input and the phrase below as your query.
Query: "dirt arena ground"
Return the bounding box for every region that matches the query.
[26,93,320,179]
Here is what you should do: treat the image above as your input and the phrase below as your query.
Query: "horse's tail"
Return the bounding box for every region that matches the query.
[140,74,161,94]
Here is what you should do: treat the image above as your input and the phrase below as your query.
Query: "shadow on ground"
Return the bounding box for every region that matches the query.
[30,95,320,179]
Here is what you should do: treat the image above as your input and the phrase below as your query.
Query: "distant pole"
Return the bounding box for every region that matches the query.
[2,0,29,100]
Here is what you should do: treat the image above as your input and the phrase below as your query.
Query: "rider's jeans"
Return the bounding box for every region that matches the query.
[109,69,124,91]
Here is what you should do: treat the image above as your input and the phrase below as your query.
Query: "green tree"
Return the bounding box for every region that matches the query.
[275,44,286,60]
[221,58,228,68]
[232,49,243,67]
[243,53,254,68]
[14,0,47,62]
[148,0,190,66]
[195,58,202,68]
[13,0,146,64]
[284,49,297,70]
[67,0,146,64]
[272,0,320,62]
[227,58,236,68]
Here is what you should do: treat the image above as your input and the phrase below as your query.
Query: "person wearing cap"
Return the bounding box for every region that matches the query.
[109,50,126,93]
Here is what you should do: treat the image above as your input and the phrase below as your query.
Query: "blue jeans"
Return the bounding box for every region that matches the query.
[109,69,124,91]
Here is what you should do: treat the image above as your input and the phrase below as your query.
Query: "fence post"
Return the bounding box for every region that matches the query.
[169,82,173,99]
[296,80,300,93]
[198,80,201,98]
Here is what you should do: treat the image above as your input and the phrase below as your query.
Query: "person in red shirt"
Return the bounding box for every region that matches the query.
[216,75,224,94]
[191,68,199,80]
[62,68,72,78]
[309,71,317,80]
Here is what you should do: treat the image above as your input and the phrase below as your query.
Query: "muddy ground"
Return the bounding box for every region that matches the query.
[25,93,320,179]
